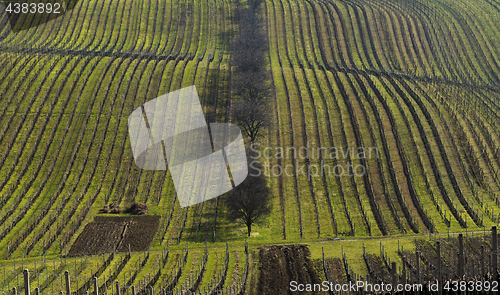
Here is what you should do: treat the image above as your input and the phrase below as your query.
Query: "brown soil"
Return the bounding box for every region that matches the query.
[325,258,346,282]
[68,216,160,256]
[230,252,241,289]
[365,254,390,282]
[256,245,320,295]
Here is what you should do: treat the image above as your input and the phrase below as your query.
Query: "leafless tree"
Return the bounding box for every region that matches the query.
[225,159,272,236]
[227,4,272,237]
[230,7,270,143]
[231,99,269,144]
[233,70,271,102]
[231,31,267,73]
[247,0,264,10]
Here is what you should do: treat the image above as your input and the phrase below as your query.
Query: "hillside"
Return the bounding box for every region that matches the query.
[1,0,500,293]
[265,0,500,239]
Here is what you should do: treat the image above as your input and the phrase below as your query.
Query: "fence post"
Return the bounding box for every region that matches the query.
[34,288,39,295]
[65,271,71,295]
[93,277,99,295]
[481,245,485,276]
[493,226,498,280]
[402,261,406,284]
[13,287,17,295]
[116,282,121,295]
[23,270,30,295]
[416,251,420,284]
[132,286,136,295]
[436,241,441,282]
[458,234,464,278]
[391,262,397,287]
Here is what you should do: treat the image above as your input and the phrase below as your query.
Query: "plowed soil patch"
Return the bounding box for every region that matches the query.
[68,216,160,256]
[257,245,320,295]
[325,258,346,282]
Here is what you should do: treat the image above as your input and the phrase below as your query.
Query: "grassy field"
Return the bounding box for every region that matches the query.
[2,0,500,292]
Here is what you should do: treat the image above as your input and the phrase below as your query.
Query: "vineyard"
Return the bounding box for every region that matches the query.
[2,0,500,292]
[320,228,500,294]
[1,242,250,294]
[265,0,500,239]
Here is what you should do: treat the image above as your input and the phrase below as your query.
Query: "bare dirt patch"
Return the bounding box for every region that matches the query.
[256,245,320,295]
[365,253,390,282]
[68,216,160,256]
[325,258,346,282]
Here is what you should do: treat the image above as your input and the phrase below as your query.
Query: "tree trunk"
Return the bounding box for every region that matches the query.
[247,223,252,236]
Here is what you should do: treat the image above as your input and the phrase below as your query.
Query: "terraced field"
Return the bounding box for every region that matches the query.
[2,0,500,292]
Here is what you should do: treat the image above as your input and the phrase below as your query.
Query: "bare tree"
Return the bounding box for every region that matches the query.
[231,99,269,143]
[235,9,263,38]
[231,31,267,73]
[230,6,270,143]
[247,0,264,10]
[225,159,272,236]
[225,1,272,238]
[233,70,271,102]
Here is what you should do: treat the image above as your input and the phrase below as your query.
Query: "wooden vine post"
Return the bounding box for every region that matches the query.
[23,270,29,295]
[64,271,70,295]
[93,277,99,295]
[458,234,464,278]
[493,226,498,280]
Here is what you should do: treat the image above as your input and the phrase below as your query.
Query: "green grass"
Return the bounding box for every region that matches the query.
[3,0,500,290]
